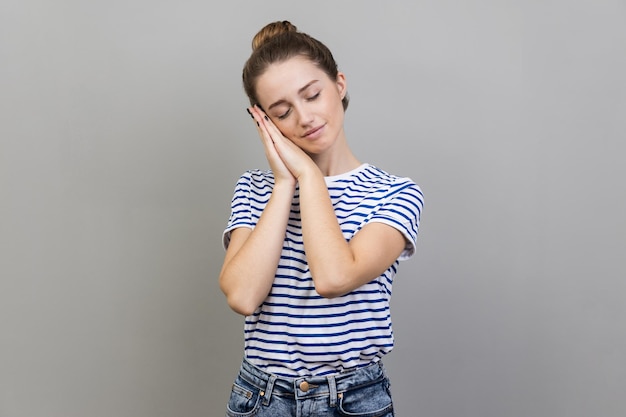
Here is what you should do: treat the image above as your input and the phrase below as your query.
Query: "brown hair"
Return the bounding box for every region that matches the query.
[242,21,349,111]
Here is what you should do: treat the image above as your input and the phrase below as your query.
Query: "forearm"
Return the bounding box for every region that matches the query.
[297,171,357,298]
[220,181,295,315]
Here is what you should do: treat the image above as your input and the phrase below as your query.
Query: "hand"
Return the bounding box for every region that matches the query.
[248,105,317,181]
[247,106,296,186]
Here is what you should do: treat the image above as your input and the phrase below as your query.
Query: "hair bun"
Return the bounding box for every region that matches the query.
[252,20,298,51]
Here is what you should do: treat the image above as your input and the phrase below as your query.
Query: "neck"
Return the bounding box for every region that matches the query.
[309,139,361,177]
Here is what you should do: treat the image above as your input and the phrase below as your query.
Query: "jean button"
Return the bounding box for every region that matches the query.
[299,381,309,392]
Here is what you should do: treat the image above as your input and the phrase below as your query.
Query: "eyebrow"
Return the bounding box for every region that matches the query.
[267,80,320,111]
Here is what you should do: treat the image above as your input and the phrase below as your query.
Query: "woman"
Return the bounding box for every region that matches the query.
[220,20,424,416]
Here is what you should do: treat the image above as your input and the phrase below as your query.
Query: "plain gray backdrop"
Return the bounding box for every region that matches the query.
[1,1,625,416]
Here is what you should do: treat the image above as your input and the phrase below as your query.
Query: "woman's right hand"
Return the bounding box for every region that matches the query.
[248,105,296,187]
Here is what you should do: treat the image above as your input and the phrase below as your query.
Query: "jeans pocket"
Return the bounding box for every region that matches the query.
[337,377,394,417]
[225,377,263,417]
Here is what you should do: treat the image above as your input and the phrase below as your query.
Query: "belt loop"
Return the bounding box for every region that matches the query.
[327,375,338,408]
[262,374,277,406]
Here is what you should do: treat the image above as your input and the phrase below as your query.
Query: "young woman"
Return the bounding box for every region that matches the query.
[220,20,424,417]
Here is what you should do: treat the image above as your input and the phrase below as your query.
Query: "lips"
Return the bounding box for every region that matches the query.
[302,124,325,139]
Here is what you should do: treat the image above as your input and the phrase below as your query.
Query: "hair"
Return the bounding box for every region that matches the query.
[242,20,349,111]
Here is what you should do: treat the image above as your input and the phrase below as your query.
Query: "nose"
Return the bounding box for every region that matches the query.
[294,104,314,127]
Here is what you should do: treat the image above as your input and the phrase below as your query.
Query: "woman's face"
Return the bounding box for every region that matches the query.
[255,56,347,155]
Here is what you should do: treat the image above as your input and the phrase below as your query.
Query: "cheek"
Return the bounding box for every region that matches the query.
[326,100,345,123]
[324,94,344,116]
[271,120,295,139]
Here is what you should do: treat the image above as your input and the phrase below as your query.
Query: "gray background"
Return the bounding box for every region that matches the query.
[1,1,625,416]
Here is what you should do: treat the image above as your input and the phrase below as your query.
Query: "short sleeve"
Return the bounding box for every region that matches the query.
[222,173,254,250]
[369,179,424,260]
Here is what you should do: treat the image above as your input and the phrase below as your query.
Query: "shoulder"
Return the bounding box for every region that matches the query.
[362,165,423,197]
[233,169,275,189]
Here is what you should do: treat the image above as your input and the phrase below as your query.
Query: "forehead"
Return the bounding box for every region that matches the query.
[255,56,329,105]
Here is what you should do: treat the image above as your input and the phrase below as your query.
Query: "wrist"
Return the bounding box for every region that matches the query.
[294,162,322,182]
[273,178,297,193]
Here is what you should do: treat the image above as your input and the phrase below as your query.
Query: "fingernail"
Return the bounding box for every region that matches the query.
[246,108,253,118]
[256,121,259,126]
[264,115,269,121]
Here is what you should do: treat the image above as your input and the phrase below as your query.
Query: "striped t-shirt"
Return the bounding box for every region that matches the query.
[223,163,424,377]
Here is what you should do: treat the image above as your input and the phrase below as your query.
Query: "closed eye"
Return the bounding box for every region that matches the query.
[276,91,320,120]
[277,109,291,120]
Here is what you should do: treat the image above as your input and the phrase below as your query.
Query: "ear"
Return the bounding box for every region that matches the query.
[335,71,347,99]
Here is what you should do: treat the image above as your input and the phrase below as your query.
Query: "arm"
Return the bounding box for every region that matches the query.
[219,181,295,316]
[219,110,298,316]
[297,170,407,298]
[253,108,408,298]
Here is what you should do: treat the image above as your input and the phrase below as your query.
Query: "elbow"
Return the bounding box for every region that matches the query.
[313,276,349,299]
[224,293,259,316]
[232,304,258,317]
[316,288,345,299]
[220,280,260,316]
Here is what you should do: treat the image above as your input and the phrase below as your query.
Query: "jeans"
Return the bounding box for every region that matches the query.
[225,358,394,417]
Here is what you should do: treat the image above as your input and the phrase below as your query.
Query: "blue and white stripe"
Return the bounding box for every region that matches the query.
[223,164,424,377]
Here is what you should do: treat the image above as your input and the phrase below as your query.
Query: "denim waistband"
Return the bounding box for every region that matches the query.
[237,358,387,406]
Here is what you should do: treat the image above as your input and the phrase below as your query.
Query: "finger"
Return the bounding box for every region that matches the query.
[247,107,276,152]
[253,105,288,144]
[249,106,305,174]
[249,107,285,169]
[247,106,263,132]
[247,106,272,142]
